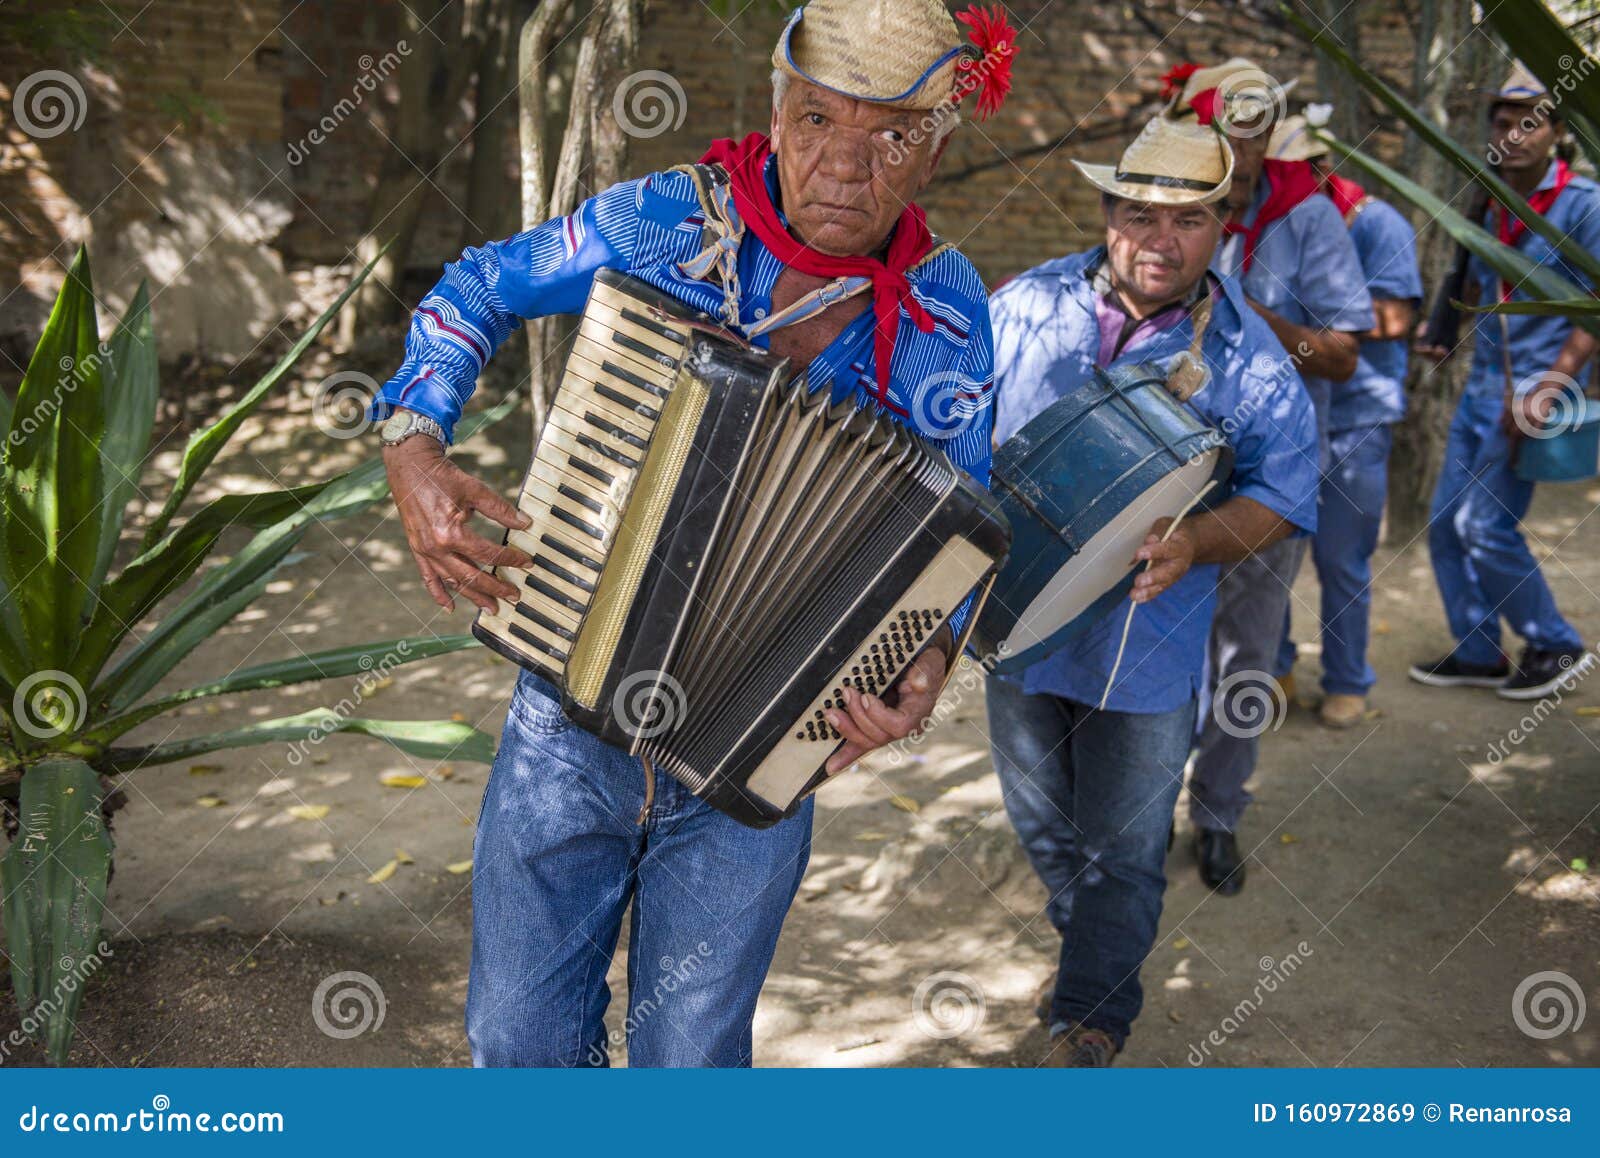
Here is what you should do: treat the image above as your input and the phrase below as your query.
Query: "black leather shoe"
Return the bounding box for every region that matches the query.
[1193,828,1245,895]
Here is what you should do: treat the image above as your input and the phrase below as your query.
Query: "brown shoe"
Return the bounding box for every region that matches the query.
[1041,1023,1120,1068]
[1033,970,1056,1024]
[1319,693,1366,729]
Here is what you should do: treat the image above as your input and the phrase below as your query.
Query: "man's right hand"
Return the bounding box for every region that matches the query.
[1413,318,1452,365]
[383,432,533,613]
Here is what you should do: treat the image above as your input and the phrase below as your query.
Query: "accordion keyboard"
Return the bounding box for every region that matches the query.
[475,280,692,684]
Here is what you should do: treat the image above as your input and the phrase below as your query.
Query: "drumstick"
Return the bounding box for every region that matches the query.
[1098,479,1219,711]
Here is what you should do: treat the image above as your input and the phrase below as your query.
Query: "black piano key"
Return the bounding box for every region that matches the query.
[594,381,661,420]
[551,505,606,541]
[574,431,639,470]
[525,574,588,614]
[618,306,688,346]
[601,358,672,401]
[508,620,569,662]
[532,553,596,594]
[565,453,615,486]
[514,599,577,641]
[612,332,678,370]
[539,533,603,574]
[557,482,605,515]
[583,411,649,451]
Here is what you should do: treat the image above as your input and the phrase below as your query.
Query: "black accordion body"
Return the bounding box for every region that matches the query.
[474,270,1010,827]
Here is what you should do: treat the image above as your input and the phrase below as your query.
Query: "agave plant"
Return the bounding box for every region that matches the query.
[0,248,505,1064]
[1284,0,1600,324]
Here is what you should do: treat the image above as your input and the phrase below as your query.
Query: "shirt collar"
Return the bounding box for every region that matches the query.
[1073,246,1244,343]
[1535,158,1562,193]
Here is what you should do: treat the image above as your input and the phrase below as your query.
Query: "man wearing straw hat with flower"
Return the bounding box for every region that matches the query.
[986,113,1319,1065]
[1410,62,1599,701]
[1166,59,1374,896]
[369,0,1018,1066]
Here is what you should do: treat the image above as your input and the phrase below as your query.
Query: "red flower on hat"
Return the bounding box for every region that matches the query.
[1160,62,1199,101]
[955,5,1018,121]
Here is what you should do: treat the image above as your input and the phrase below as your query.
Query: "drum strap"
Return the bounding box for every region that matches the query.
[1163,284,1217,403]
[672,161,954,339]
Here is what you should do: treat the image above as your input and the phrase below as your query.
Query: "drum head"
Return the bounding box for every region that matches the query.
[999,446,1222,664]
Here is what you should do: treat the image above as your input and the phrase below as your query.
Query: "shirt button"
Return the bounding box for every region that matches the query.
[753,307,767,319]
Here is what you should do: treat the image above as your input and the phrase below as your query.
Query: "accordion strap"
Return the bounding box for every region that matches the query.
[673,160,955,341]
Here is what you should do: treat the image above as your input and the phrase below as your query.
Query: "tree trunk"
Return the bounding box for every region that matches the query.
[516,0,644,441]
[1313,0,1365,144]
[1387,0,1496,543]
[461,0,521,248]
[344,0,486,346]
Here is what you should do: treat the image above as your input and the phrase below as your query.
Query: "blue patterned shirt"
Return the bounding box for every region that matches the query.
[374,156,996,635]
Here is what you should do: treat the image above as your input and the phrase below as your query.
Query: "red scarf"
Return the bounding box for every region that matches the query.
[1493,159,1573,300]
[1222,159,1322,273]
[1323,172,1369,222]
[699,133,936,403]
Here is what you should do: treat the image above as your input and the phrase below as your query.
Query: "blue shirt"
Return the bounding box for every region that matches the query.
[1221,172,1375,455]
[374,159,996,636]
[990,247,1321,713]
[1331,197,1423,431]
[1464,161,1600,402]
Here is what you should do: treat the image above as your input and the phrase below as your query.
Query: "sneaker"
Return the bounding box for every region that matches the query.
[1041,1023,1120,1068]
[1498,647,1595,701]
[1407,653,1509,689]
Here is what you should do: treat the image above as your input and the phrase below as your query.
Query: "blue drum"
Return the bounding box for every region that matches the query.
[974,363,1233,676]
[1515,396,1600,483]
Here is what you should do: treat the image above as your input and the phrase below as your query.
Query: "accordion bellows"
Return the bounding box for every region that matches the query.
[475,271,1009,827]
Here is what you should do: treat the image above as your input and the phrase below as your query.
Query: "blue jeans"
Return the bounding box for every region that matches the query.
[467,669,813,1067]
[1428,391,1582,664]
[986,675,1196,1046]
[1278,423,1392,695]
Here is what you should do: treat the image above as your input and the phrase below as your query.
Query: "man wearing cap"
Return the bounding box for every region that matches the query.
[1167,59,1375,894]
[986,114,1319,1065]
[1411,63,1599,700]
[369,0,1017,1066]
[1267,111,1422,728]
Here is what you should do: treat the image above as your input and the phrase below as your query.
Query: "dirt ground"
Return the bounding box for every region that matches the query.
[3,389,1597,1068]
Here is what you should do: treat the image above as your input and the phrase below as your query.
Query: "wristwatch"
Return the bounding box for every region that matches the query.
[379,408,446,449]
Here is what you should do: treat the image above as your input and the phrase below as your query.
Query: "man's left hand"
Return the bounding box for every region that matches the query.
[1131,518,1197,604]
[1501,385,1558,441]
[824,642,949,776]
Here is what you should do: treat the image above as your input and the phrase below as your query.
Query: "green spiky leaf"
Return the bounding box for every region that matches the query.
[105,711,496,771]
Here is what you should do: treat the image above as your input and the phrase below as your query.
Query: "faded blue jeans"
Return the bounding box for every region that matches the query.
[986,675,1196,1046]
[467,668,813,1067]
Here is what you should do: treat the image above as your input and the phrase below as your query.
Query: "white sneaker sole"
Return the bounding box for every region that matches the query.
[1496,652,1597,701]
[1407,666,1507,689]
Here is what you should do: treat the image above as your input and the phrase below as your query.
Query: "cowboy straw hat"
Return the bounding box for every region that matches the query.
[774,0,968,110]
[1266,113,1330,162]
[1478,60,1550,106]
[1074,115,1235,206]
[1167,56,1298,127]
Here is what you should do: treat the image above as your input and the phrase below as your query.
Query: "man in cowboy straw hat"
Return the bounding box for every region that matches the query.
[986,112,1319,1065]
[1167,57,1374,896]
[1265,110,1422,730]
[366,0,1018,1066]
[1411,62,1599,699]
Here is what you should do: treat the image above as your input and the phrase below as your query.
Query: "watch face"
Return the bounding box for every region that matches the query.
[380,412,412,441]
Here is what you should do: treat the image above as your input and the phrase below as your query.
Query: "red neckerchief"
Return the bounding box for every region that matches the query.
[1222,159,1322,273]
[699,133,936,403]
[1323,172,1370,223]
[1493,159,1573,301]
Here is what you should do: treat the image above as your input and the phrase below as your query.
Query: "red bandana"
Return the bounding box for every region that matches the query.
[1493,159,1573,300]
[699,133,937,403]
[1323,172,1370,222]
[1222,159,1322,273]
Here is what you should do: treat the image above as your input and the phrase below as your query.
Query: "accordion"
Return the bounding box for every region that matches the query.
[474,270,1010,827]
